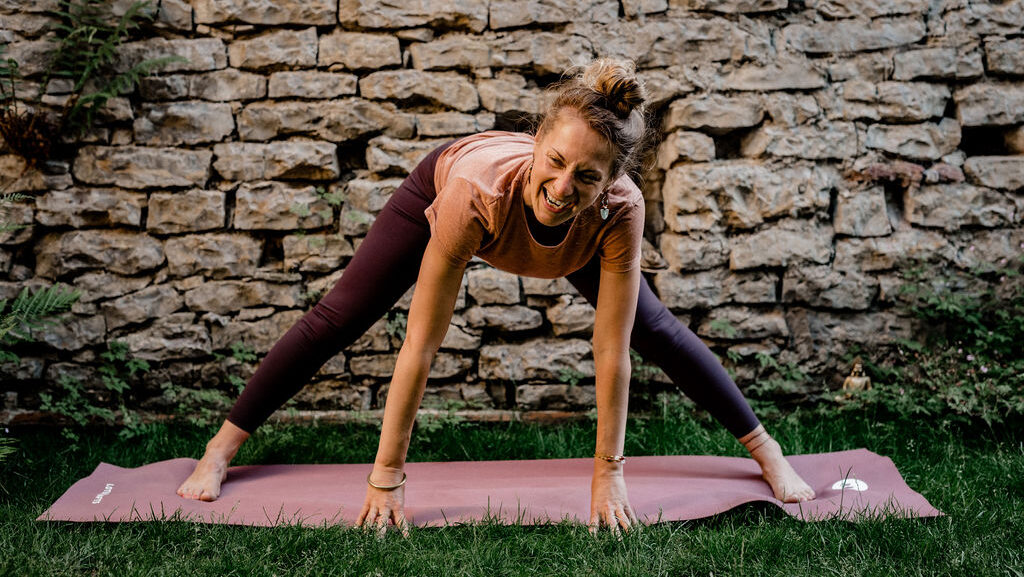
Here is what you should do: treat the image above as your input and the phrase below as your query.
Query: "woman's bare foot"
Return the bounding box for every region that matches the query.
[177,420,250,502]
[740,426,816,503]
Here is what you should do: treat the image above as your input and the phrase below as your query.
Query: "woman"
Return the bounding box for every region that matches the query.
[177,59,814,534]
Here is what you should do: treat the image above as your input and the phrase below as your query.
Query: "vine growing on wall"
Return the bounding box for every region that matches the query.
[0,0,183,167]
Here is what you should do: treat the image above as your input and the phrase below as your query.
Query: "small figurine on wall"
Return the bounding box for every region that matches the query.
[838,357,873,400]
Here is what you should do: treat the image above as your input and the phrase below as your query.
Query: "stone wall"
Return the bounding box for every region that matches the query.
[1,0,1022,424]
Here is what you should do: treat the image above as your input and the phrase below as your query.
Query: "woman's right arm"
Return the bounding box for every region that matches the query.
[355,236,466,536]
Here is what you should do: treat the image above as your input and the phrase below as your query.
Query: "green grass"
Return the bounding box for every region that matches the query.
[1,409,1022,576]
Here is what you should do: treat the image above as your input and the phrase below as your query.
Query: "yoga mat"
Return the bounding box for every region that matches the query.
[38,449,941,527]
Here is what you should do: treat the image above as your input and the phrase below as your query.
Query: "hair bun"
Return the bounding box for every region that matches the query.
[581,58,646,119]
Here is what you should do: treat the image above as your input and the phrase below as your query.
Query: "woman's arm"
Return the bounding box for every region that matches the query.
[356,236,466,535]
[590,264,642,534]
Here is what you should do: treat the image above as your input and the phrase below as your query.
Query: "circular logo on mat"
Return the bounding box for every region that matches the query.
[831,478,868,491]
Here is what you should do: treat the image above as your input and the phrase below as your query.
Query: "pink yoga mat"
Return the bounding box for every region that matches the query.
[38,449,941,527]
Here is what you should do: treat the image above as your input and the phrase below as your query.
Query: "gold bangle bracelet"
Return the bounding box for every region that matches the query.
[595,454,626,464]
[366,471,407,490]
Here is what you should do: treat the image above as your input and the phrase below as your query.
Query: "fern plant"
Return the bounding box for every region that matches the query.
[0,284,80,352]
[0,0,184,165]
[0,193,29,235]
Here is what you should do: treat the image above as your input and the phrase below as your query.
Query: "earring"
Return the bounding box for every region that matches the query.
[599,191,609,220]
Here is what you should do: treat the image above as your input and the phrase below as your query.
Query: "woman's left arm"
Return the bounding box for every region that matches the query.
[589,264,642,535]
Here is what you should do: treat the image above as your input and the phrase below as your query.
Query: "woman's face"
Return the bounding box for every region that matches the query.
[525,111,615,227]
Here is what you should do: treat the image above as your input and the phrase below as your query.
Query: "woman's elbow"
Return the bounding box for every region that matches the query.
[400,333,443,365]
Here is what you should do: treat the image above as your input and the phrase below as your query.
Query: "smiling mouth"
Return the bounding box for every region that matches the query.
[543,186,574,212]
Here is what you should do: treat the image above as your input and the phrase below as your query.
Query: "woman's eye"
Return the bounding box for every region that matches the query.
[548,156,563,168]
[578,174,597,184]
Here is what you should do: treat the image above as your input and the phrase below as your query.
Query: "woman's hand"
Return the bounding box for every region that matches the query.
[355,466,410,537]
[588,265,642,537]
[356,239,465,539]
[589,462,638,536]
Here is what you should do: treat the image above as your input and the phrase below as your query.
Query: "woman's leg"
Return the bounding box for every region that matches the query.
[178,142,452,501]
[565,259,815,502]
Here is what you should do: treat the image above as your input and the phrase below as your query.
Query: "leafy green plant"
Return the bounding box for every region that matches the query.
[735,352,811,419]
[0,284,80,359]
[290,189,336,224]
[629,349,664,385]
[0,0,184,165]
[0,189,81,365]
[385,311,407,342]
[836,254,1024,425]
[316,186,346,207]
[416,399,468,440]
[229,341,257,363]
[302,288,325,307]
[38,374,115,446]
[289,202,312,218]
[159,382,234,428]
[557,367,586,387]
[654,390,696,421]
[707,318,738,339]
[750,352,807,396]
[99,340,149,397]
[158,341,258,427]
[38,340,151,445]
[0,193,30,235]
[219,341,256,392]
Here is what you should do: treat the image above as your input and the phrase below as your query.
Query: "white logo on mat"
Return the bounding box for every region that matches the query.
[831,478,868,492]
[92,483,115,504]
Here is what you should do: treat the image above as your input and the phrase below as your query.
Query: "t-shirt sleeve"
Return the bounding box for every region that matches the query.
[424,176,493,264]
[597,194,645,274]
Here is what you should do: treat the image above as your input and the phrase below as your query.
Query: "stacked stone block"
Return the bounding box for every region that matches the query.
[1,0,1021,424]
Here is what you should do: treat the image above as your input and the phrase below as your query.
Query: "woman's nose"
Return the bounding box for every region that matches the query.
[551,172,573,197]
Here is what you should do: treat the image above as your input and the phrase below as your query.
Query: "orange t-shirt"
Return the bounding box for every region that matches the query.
[425,131,644,279]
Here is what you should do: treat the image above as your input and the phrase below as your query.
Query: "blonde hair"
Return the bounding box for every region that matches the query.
[537,58,650,179]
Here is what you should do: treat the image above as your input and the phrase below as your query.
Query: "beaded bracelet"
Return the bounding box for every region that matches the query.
[594,454,627,464]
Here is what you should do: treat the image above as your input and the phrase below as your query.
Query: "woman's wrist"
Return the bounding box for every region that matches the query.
[592,457,625,477]
[369,464,406,486]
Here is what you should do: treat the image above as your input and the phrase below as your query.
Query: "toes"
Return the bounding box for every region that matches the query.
[177,473,222,501]
[781,485,816,503]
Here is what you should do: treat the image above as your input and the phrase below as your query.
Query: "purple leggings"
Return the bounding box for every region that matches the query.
[227,143,761,438]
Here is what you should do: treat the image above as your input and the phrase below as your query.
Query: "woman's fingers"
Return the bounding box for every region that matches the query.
[622,506,638,532]
[621,503,638,525]
[358,506,410,538]
[376,507,392,538]
[605,505,623,539]
[361,506,379,530]
[615,506,632,533]
[589,504,639,537]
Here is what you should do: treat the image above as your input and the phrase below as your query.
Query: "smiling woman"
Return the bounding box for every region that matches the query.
[526,113,614,226]
[176,57,813,536]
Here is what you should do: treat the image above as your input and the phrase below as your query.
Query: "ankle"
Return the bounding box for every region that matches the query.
[206,439,240,458]
[742,430,772,454]
[203,420,250,459]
